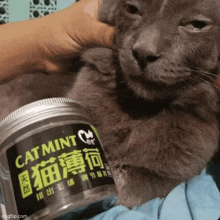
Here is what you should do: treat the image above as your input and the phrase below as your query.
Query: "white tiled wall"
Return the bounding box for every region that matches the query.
[0,0,77,23]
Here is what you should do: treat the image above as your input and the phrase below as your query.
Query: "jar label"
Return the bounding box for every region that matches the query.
[6,124,115,217]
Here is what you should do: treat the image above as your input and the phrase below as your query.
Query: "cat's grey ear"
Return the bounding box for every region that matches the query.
[98,0,119,25]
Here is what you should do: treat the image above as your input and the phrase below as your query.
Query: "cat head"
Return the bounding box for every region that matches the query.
[99,0,220,100]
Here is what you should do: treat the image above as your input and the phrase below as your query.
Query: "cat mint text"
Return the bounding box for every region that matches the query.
[15,135,77,168]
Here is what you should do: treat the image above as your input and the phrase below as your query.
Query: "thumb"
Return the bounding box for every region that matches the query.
[79,16,115,48]
[62,0,115,48]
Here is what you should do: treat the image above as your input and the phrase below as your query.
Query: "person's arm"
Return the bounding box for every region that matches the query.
[0,19,46,81]
[0,0,114,82]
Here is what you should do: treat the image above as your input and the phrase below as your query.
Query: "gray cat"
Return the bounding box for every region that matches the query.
[1,0,220,207]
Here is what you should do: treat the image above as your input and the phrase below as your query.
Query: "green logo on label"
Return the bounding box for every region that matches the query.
[18,170,33,199]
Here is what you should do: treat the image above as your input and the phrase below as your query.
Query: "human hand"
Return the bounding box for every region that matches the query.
[38,0,115,74]
[0,0,114,81]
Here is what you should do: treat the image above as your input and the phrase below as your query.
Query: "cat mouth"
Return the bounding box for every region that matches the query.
[118,50,192,99]
[126,71,188,87]
[119,55,190,86]
[119,69,190,101]
[139,62,192,85]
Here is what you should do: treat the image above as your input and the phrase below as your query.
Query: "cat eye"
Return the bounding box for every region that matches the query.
[180,18,213,32]
[190,21,207,29]
[123,2,142,16]
[124,4,138,14]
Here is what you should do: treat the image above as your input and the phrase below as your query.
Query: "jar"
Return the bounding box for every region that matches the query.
[0,98,117,219]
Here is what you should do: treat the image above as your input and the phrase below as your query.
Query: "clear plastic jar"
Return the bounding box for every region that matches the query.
[0,98,117,219]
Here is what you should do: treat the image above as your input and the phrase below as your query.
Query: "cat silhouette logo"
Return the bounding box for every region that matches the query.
[78,130,95,145]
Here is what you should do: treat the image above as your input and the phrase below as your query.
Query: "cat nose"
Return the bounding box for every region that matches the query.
[132,44,161,68]
[132,25,161,67]
[132,46,161,65]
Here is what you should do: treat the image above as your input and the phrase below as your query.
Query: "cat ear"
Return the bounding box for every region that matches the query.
[98,0,119,25]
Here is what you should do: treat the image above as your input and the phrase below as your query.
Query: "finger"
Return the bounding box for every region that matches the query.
[83,19,115,47]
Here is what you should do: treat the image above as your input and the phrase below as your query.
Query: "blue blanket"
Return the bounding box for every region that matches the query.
[57,165,220,220]
[89,166,220,220]
[89,168,220,220]
[2,166,219,219]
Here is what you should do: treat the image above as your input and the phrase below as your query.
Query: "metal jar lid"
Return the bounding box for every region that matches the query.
[0,98,90,146]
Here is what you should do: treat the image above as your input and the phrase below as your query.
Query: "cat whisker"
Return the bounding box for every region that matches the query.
[193,67,218,75]
[187,76,202,84]
[184,67,219,89]
[182,66,217,80]
[192,68,218,79]
[188,75,220,92]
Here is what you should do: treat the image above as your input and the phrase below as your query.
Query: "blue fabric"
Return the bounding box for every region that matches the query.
[1,168,219,220]
[90,170,220,220]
